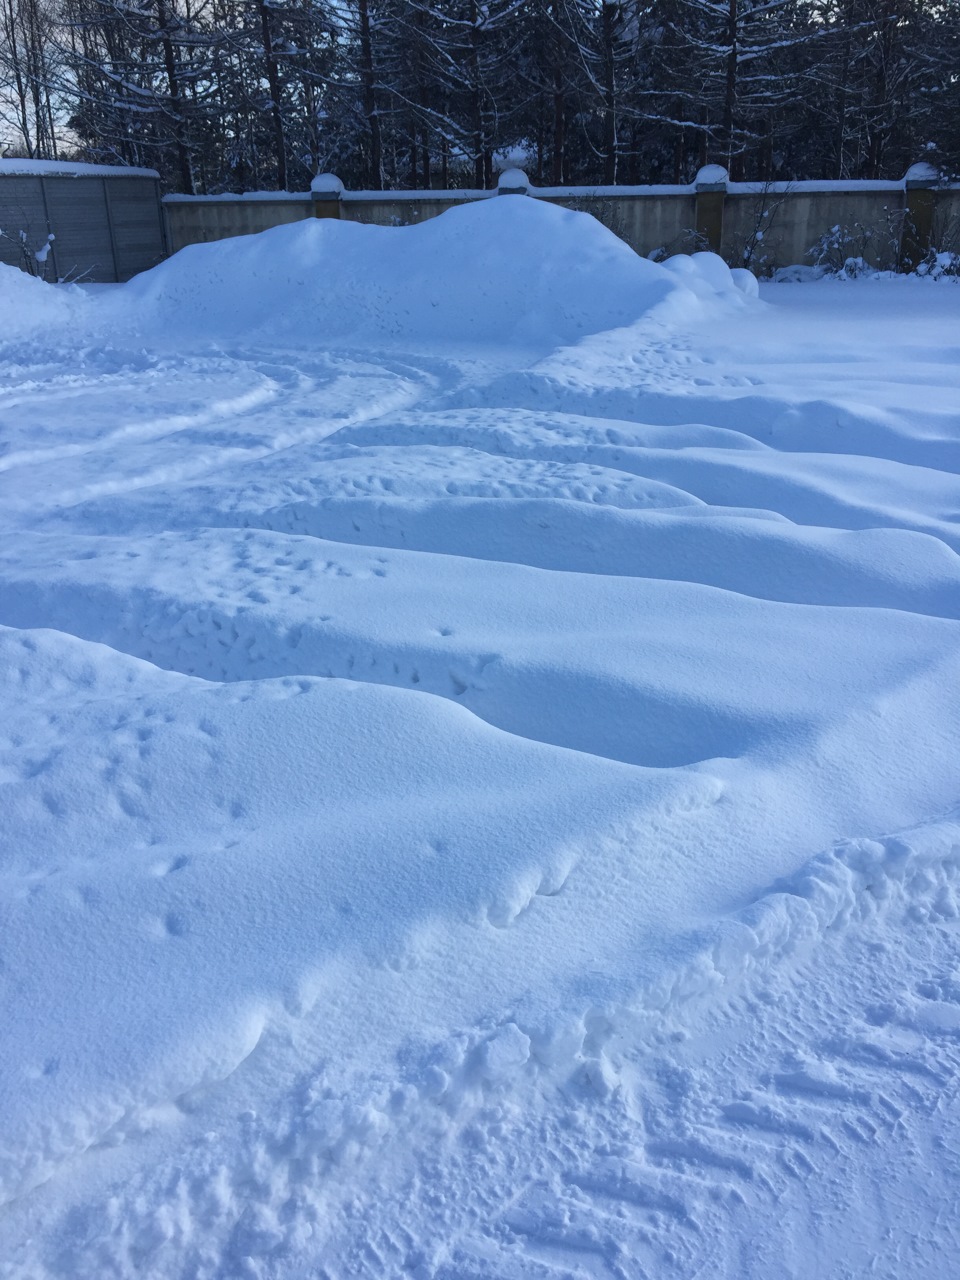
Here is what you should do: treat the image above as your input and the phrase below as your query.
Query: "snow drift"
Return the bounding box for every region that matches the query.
[2,263,87,338]
[118,196,750,348]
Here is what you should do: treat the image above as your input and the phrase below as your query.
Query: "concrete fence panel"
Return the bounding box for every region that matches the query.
[43,176,115,280]
[541,191,699,258]
[336,196,472,229]
[164,167,958,275]
[163,195,312,253]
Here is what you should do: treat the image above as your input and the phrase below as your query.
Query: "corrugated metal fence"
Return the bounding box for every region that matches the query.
[0,161,167,283]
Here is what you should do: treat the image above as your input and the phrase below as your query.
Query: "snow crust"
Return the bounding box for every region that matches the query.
[497,167,530,191]
[1,196,960,1278]
[695,163,728,186]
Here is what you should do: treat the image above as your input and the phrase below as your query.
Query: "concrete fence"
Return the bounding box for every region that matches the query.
[0,159,168,283]
[165,164,960,274]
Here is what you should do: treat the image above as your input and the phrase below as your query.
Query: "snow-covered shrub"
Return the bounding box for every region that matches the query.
[726,181,795,278]
[917,208,960,278]
[0,226,55,280]
[645,226,710,263]
[805,210,902,278]
[915,249,960,279]
[771,263,826,283]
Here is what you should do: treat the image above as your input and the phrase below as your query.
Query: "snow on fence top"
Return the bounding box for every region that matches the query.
[0,158,160,179]
[162,165,955,205]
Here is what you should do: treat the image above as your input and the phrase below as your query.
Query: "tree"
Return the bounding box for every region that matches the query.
[3,0,958,186]
[0,0,60,156]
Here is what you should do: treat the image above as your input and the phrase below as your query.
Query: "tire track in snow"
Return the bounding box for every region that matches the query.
[0,539,785,770]
[432,825,960,1280]
[333,411,960,553]
[51,407,960,618]
[0,383,281,475]
[5,525,959,774]
[0,349,432,516]
[17,821,959,1280]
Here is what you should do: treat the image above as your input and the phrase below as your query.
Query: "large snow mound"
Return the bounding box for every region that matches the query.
[120,197,748,348]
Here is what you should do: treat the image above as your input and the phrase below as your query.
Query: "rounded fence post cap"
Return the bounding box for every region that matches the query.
[497,168,530,194]
[694,164,728,189]
[904,162,938,187]
[311,173,344,195]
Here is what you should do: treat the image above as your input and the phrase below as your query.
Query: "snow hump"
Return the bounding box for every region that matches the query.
[122,196,748,349]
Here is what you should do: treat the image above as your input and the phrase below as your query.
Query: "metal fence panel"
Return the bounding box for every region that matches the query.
[43,177,116,282]
[0,176,52,274]
[106,178,167,279]
[0,170,166,283]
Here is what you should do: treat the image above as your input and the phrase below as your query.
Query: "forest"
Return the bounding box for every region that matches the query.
[2,0,959,194]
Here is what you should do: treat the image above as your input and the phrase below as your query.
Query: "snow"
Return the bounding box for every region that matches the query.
[0,264,88,335]
[1,196,960,1279]
[727,178,917,193]
[497,167,530,192]
[110,197,734,349]
[309,172,345,195]
[159,175,960,209]
[0,158,159,179]
[905,161,941,186]
[695,163,729,187]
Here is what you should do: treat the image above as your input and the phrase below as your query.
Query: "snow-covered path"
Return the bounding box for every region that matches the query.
[1,201,959,1278]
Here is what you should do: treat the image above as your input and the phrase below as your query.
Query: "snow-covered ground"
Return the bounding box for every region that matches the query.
[1,199,959,1279]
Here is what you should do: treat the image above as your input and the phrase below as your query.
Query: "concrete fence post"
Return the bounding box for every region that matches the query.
[899,162,939,272]
[311,172,344,219]
[694,165,728,254]
[497,168,530,196]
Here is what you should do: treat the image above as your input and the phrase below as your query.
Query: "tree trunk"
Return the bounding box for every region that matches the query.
[421,130,431,188]
[601,0,617,183]
[409,125,419,188]
[721,0,738,170]
[258,0,288,188]
[358,0,382,188]
[469,0,485,186]
[157,0,194,192]
[3,0,34,155]
[552,64,565,184]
